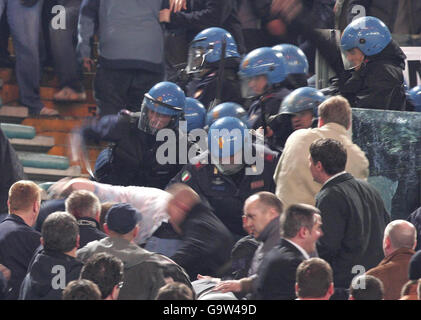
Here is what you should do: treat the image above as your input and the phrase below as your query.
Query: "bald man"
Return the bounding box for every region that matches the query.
[366,220,417,300]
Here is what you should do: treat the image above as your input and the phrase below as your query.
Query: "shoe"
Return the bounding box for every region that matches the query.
[39,107,60,116]
[53,87,87,102]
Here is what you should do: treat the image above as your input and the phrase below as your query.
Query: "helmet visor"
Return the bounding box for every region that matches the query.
[186,46,207,74]
[138,97,179,135]
[340,46,364,70]
[240,75,268,99]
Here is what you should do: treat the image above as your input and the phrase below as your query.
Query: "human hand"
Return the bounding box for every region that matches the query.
[212,280,242,293]
[271,0,302,22]
[159,9,171,23]
[169,0,187,12]
[0,264,11,281]
[197,274,221,283]
[82,57,95,72]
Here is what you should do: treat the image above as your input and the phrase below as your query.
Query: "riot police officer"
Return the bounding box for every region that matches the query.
[205,102,249,129]
[78,81,190,189]
[184,27,244,110]
[168,116,279,239]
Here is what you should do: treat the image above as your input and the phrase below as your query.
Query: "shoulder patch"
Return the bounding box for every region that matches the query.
[181,171,191,182]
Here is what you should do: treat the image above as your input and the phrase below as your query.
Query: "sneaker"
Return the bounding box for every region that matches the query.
[53,87,87,102]
[39,107,60,116]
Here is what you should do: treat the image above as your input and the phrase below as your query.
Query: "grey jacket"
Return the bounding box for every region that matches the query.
[77,237,191,300]
[77,0,165,73]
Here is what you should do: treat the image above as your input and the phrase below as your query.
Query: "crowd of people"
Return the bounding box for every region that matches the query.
[0,0,421,301]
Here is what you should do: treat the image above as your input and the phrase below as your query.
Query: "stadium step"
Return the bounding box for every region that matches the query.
[0,105,28,123]
[17,152,70,170]
[1,123,36,139]
[10,135,54,153]
[24,165,83,183]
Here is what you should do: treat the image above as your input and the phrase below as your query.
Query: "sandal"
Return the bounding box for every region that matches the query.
[53,87,87,102]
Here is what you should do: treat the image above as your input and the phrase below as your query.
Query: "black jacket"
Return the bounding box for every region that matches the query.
[0,214,41,300]
[81,111,189,189]
[315,173,390,288]
[19,249,83,300]
[0,128,25,214]
[287,10,407,110]
[407,206,421,251]
[77,217,107,248]
[254,238,306,300]
[170,0,245,54]
[170,202,233,279]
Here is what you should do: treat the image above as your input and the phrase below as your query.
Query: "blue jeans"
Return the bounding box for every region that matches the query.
[49,0,83,92]
[0,0,44,114]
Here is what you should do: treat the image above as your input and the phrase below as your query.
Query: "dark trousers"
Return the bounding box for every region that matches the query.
[49,0,84,92]
[94,65,163,116]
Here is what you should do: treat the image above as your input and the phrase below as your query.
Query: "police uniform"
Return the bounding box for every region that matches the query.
[82,110,190,189]
[168,145,279,238]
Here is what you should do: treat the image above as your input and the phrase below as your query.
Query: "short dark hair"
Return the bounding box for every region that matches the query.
[253,192,283,215]
[281,204,320,239]
[309,138,347,175]
[62,279,101,300]
[100,202,117,232]
[350,275,384,300]
[80,252,124,299]
[42,211,79,252]
[296,258,333,298]
[155,282,194,300]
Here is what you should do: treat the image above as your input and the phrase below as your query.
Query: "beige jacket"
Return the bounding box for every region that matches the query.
[273,123,369,208]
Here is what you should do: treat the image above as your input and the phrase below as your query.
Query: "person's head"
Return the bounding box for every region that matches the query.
[208,116,251,176]
[183,98,207,133]
[400,280,418,300]
[186,27,240,74]
[138,81,185,135]
[279,87,326,131]
[383,220,416,256]
[408,250,421,280]
[100,202,117,232]
[295,258,334,300]
[317,96,352,130]
[238,47,287,98]
[62,279,101,300]
[80,252,124,300]
[205,102,248,130]
[349,275,384,300]
[281,204,323,255]
[272,44,309,76]
[8,180,42,226]
[155,282,194,300]
[407,85,421,112]
[309,138,347,184]
[65,190,101,220]
[166,183,200,227]
[41,211,79,255]
[103,203,142,241]
[340,16,392,70]
[243,192,283,239]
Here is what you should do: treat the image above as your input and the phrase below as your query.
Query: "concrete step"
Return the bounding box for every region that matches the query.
[0,123,35,139]
[17,152,70,170]
[24,165,82,183]
[0,105,28,123]
[10,135,55,153]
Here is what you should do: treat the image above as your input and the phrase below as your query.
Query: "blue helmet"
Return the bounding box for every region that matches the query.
[205,102,248,128]
[139,81,185,134]
[183,97,207,132]
[341,16,392,56]
[407,85,421,112]
[186,27,240,73]
[238,47,287,98]
[208,116,250,160]
[280,87,326,117]
[272,44,309,75]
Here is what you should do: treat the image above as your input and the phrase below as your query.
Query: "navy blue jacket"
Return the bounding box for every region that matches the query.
[77,217,107,248]
[168,146,279,237]
[0,214,41,300]
[19,249,83,300]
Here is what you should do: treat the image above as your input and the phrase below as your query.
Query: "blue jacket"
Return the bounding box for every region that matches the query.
[0,214,41,300]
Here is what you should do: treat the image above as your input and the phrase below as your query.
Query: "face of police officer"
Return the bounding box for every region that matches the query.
[345,48,365,71]
[243,197,278,239]
[247,75,268,96]
[292,110,313,130]
[148,109,172,130]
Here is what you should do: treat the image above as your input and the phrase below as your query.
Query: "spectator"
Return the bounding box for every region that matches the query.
[309,138,390,297]
[349,275,384,300]
[253,203,323,299]
[99,202,117,232]
[295,258,334,300]
[65,190,106,248]
[80,252,124,300]
[19,211,83,300]
[0,127,25,217]
[77,0,168,116]
[62,279,101,300]
[366,220,416,300]
[0,0,55,116]
[406,206,421,251]
[408,249,421,281]
[50,0,86,102]
[399,280,418,300]
[206,192,283,298]
[274,95,369,208]
[158,183,233,279]
[155,282,194,300]
[0,180,42,300]
[77,203,191,300]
